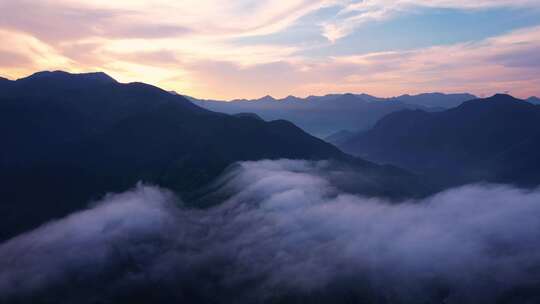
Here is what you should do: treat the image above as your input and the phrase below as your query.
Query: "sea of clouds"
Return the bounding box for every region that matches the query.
[1,159,540,304]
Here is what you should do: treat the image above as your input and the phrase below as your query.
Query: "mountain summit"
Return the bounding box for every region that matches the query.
[18,70,117,86]
[338,94,540,186]
[0,71,428,241]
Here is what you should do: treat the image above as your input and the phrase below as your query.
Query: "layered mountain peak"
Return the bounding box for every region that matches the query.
[457,93,531,110]
[17,70,117,89]
[392,92,476,108]
[282,95,301,102]
[489,93,520,101]
[256,95,276,102]
[191,92,476,137]
[25,70,115,82]
[338,93,540,187]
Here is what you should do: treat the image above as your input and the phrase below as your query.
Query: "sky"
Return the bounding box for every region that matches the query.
[0,0,539,100]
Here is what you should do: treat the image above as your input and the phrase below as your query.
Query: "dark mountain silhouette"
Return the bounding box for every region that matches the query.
[0,71,429,241]
[233,112,264,121]
[491,132,540,185]
[0,76,10,89]
[189,92,475,137]
[338,94,540,186]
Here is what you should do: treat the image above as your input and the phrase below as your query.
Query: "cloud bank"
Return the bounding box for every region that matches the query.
[1,160,540,304]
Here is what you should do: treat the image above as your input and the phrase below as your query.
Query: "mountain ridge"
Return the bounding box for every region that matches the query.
[338,94,540,186]
[0,71,431,241]
[189,92,476,137]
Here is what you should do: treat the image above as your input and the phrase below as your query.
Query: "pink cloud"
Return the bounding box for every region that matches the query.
[0,1,538,99]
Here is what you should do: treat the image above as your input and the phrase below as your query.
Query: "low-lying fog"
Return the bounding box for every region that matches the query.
[1,160,539,304]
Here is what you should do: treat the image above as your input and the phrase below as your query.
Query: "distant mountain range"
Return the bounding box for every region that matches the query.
[2,71,538,241]
[337,94,540,186]
[0,71,430,241]
[188,92,477,137]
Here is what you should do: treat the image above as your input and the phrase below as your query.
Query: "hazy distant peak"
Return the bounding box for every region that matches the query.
[399,92,474,98]
[356,93,380,101]
[419,92,444,97]
[390,92,477,108]
[256,95,276,102]
[282,95,300,102]
[190,92,477,137]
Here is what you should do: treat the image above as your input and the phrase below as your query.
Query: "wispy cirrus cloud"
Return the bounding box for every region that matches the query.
[0,30,74,75]
[0,0,332,43]
[322,0,540,42]
[0,0,331,93]
[179,25,540,99]
[328,25,540,97]
[0,0,539,99]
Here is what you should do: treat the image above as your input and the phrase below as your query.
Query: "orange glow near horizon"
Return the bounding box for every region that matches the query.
[0,1,539,100]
